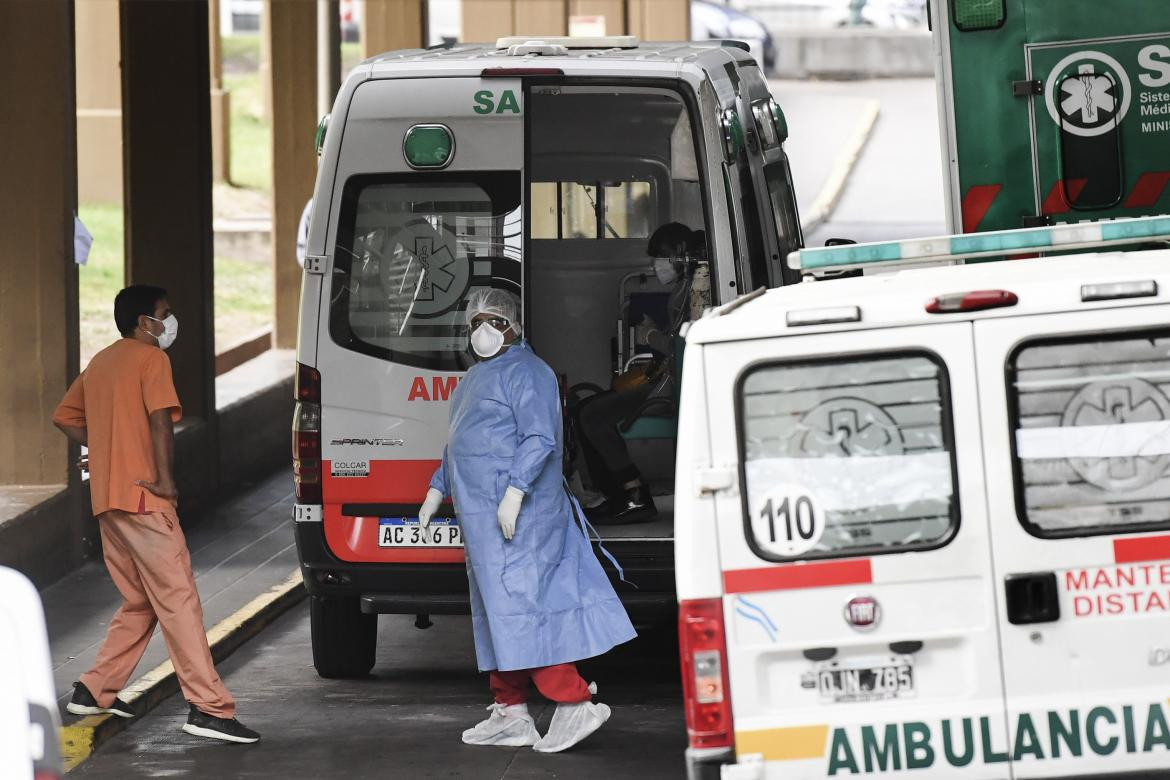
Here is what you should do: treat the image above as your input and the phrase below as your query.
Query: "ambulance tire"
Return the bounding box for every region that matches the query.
[310,595,377,678]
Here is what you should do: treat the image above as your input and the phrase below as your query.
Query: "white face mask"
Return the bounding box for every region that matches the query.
[145,314,179,350]
[654,257,680,285]
[470,321,507,358]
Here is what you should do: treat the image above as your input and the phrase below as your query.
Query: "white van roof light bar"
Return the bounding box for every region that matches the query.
[787,214,1170,273]
[496,35,639,50]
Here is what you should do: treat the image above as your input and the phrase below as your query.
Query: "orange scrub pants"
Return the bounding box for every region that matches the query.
[79,509,235,719]
[489,663,592,706]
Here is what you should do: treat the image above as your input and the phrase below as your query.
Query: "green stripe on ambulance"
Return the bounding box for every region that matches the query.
[826,701,1170,774]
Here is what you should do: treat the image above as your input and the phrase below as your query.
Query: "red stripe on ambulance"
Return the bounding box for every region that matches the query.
[723,559,872,594]
[960,184,1001,233]
[1040,178,1087,215]
[1123,172,1170,208]
[1114,534,1170,564]
[321,458,466,564]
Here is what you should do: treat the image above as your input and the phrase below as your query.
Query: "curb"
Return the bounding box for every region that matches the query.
[61,569,306,771]
[800,98,881,238]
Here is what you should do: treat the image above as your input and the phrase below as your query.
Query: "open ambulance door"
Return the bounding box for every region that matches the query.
[316,74,525,565]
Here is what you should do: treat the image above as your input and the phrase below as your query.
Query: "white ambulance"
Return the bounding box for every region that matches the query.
[0,567,61,779]
[674,215,1170,779]
[293,36,806,677]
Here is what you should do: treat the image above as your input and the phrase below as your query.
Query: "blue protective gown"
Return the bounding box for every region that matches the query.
[430,340,637,672]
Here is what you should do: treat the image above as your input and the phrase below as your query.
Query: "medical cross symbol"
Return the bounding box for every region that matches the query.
[1061,65,1117,127]
[822,409,893,456]
[797,399,904,458]
[413,237,457,302]
[1063,378,1170,491]
[1072,384,1164,482]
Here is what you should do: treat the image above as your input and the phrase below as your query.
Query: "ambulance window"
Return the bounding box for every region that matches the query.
[1009,330,1170,537]
[738,352,958,561]
[1056,73,1124,210]
[603,181,652,239]
[329,172,522,371]
[562,183,599,239]
[530,182,559,239]
[528,180,653,239]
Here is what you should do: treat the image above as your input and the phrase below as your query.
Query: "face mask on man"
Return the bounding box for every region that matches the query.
[470,320,508,359]
[144,314,179,350]
[654,257,681,285]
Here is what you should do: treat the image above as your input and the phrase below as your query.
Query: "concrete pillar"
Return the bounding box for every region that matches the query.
[75,0,123,204]
[260,2,273,123]
[121,0,216,422]
[461,0,515,42]
[569,0,625,34]
[0,0,77,485]
[267,1,318,350]
[209,0,232,183]
[318,0,342,116]
[627,0,688,40]
[361,0,425,59]
[515,0,567,35]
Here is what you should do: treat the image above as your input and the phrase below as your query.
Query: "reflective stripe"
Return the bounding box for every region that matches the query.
[788,214,1170,271]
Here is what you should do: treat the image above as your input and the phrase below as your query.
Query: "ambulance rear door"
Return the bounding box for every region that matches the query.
[316,75,524,565]
[704,322,1008,778]
[975,302,1170,777]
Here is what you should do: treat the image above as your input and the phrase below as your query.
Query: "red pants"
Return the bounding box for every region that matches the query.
[490,663,591,706]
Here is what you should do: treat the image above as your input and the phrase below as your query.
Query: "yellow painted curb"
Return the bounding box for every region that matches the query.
[61,569,305,771]
[800,98,882,236]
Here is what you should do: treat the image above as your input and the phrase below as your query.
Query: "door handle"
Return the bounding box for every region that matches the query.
[1005,572,1060,625]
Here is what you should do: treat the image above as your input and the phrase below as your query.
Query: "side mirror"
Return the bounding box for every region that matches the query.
[824,238,856,247]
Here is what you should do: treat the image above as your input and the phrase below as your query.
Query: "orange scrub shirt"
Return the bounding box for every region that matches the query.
[53,338,182,516]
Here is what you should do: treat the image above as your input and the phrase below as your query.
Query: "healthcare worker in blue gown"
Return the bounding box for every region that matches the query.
[417,288,637,753]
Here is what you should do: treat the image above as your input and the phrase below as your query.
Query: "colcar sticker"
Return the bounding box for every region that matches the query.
[331,460,370,478]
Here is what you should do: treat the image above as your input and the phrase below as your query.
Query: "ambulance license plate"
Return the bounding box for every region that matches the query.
[377,517,462,547]
[815,657,914,703]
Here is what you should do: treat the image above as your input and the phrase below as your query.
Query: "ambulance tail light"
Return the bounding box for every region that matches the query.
[678,598,734,750]
[293,362,322,504]
[925,289,1017,314]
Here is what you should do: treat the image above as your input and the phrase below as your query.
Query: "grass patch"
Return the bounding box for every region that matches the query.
[225,69,271,193]
[76,204,273,365]
[214,255,273,352]
[78,203,125,366]
[341,41,363,73]
[222,34,261,72]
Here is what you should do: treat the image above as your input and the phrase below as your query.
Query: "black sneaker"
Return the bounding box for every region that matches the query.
[590,484,657,525]
[66,682,136,719]
[182,704,260,744]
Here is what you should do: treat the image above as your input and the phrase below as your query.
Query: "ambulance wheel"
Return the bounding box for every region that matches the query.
[310,595,377,678]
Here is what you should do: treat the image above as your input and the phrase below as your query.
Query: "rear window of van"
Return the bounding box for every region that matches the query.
[329,172,522,371]
[1010,329,1170,537]
[737,352,958,561]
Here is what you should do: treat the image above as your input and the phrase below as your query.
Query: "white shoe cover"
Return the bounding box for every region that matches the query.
[532,685,610,753]
[462,702,541,747]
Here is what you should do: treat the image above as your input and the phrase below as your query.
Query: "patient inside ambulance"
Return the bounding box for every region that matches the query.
[525,87,713,537]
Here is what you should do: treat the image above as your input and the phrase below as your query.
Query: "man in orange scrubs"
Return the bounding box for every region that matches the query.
[53,285,260,744]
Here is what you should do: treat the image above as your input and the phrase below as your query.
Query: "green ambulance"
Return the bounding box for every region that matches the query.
[929,0,1170,234]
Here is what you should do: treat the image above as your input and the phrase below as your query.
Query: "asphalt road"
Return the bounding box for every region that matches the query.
[72,603,687,779]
